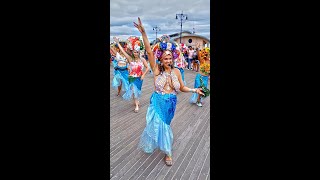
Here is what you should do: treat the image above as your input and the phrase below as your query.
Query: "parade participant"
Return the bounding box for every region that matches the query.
[113,36,149,113]
[187,46,195,70]
[174,43,188,85]
[183,46,189,69]
[110,43,129,96]
[190,43,210,107]
[110,46,115,64]
[193,49,200,72]
[133,17,204,166]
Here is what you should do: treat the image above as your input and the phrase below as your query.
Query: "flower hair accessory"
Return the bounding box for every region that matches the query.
[126,36,144,51]
[152,41,181,60]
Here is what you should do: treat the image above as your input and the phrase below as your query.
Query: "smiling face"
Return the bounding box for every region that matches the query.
[160,50,173,69]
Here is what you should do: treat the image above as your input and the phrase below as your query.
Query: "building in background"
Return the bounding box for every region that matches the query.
[150,31,210,48]
[151,31,210,49]
[169,31,210,49]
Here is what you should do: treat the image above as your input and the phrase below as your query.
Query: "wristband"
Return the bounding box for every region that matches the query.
[189,88,196,93]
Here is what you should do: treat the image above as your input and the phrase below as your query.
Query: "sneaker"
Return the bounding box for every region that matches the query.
[196,102,203,107]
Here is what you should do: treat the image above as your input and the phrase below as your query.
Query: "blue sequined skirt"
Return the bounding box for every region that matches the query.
[122,76,143,100]
[112,66,129,92]
[177,67,187,85]
[190,73,209,103]
[138,92,177,156]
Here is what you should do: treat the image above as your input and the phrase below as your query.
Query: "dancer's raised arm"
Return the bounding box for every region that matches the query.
[133,17,156,72]
[110,44,118,57]
[113,37,133,63]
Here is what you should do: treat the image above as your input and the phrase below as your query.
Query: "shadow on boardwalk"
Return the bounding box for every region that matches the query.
[109,66,210,180]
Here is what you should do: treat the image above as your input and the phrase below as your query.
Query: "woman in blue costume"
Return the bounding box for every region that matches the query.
[110,43,129,96]
[190,43,211,107]
[133,18,204,166]
[113,36,149,113]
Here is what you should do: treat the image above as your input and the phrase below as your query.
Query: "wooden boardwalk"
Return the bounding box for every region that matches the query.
[109,65,210,180]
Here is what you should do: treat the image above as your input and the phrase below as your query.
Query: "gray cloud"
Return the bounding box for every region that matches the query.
[110,0,210,43]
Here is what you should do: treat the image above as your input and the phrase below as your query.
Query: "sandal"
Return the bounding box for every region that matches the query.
[164,155,173,166]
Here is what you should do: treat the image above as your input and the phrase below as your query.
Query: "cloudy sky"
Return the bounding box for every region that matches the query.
[110,0,210,43]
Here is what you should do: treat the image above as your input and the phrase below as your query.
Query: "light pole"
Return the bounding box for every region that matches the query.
[153,26,161,42]
[176,11,188,43]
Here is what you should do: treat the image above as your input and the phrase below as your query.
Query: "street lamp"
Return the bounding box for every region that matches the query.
[176,11,188,43]
[153,26,161,42]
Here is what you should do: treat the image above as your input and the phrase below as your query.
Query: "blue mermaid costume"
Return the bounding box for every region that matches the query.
[139,70,181,156]
[190,73,209,103]
[112,53,129,92]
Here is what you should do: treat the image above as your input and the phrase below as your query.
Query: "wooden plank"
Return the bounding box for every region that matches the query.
[110,152,147,180]
[160,117,210,180]
[197,149,210,180]
[127,150,162,180]
[188,135,211,180]
[110,132,141,163]
[175,122,210,180]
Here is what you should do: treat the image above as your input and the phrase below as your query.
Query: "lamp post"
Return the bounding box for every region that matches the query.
[176,11,188,43]
[153,26,161,42]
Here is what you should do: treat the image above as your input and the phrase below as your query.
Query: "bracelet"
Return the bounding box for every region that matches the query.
[189,88,196,93]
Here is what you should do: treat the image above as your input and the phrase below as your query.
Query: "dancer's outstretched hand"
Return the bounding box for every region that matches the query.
[133,17,145,33]
[196,88,205,96]
[113,37,119,44]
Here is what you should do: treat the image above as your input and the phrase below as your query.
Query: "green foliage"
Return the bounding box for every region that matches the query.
[200,76,210,97]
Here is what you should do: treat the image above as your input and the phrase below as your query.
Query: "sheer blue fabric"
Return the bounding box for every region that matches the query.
[122,77,143,100]
[190,73,209,103]
[139,92,177,156]
[177,67,187,85]
[112,65,129,92]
